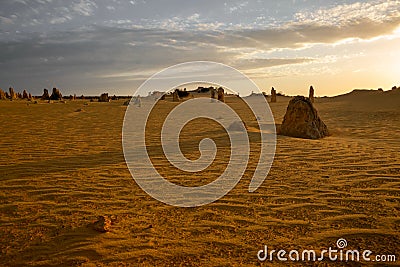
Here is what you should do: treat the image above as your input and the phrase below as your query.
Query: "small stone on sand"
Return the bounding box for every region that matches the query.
[92,215,112,233]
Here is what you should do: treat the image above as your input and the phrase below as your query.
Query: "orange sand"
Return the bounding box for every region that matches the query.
[0,91,399,266]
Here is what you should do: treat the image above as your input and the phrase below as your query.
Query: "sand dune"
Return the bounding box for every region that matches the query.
[0,91,399,266]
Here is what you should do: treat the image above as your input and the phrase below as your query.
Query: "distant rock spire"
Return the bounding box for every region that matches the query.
[50,88,63,100]
[172,89,180,102]
[42,89,50,100]
[9,87,17,100]
[22,90,28,99]
[271,87,277,103]
[217,87,225,102]
[210,87,216,102]
[309,86,314,103]
[0,88,6,100]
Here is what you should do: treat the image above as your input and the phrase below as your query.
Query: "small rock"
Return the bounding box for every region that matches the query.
[92,215,112,233]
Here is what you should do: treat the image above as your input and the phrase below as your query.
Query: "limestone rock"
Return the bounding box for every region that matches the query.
[98,93,110,102]
[22,90,29,99]
[176,89,189,98]
[133,95,141,107]
[9,87,17,100]
[217,87,224,102]
[92,216,112,233]
[210,87,216,99]
[309,86,315,103]
[280,96,329,139]
[271,87,276,103]
[50,88,63,100]
[0,89,6,100]
[42,89,50,100]
[172,89,180,102]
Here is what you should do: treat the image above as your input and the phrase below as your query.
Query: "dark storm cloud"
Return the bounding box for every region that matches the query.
[0,26,240,94]
[0,24,312,76]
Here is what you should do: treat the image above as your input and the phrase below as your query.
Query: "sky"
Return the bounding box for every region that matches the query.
[0,0,399,96]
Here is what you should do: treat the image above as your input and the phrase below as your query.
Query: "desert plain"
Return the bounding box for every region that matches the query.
[0,89,399,266]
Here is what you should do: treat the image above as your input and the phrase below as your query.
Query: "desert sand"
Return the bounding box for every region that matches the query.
[0,90,399,266]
